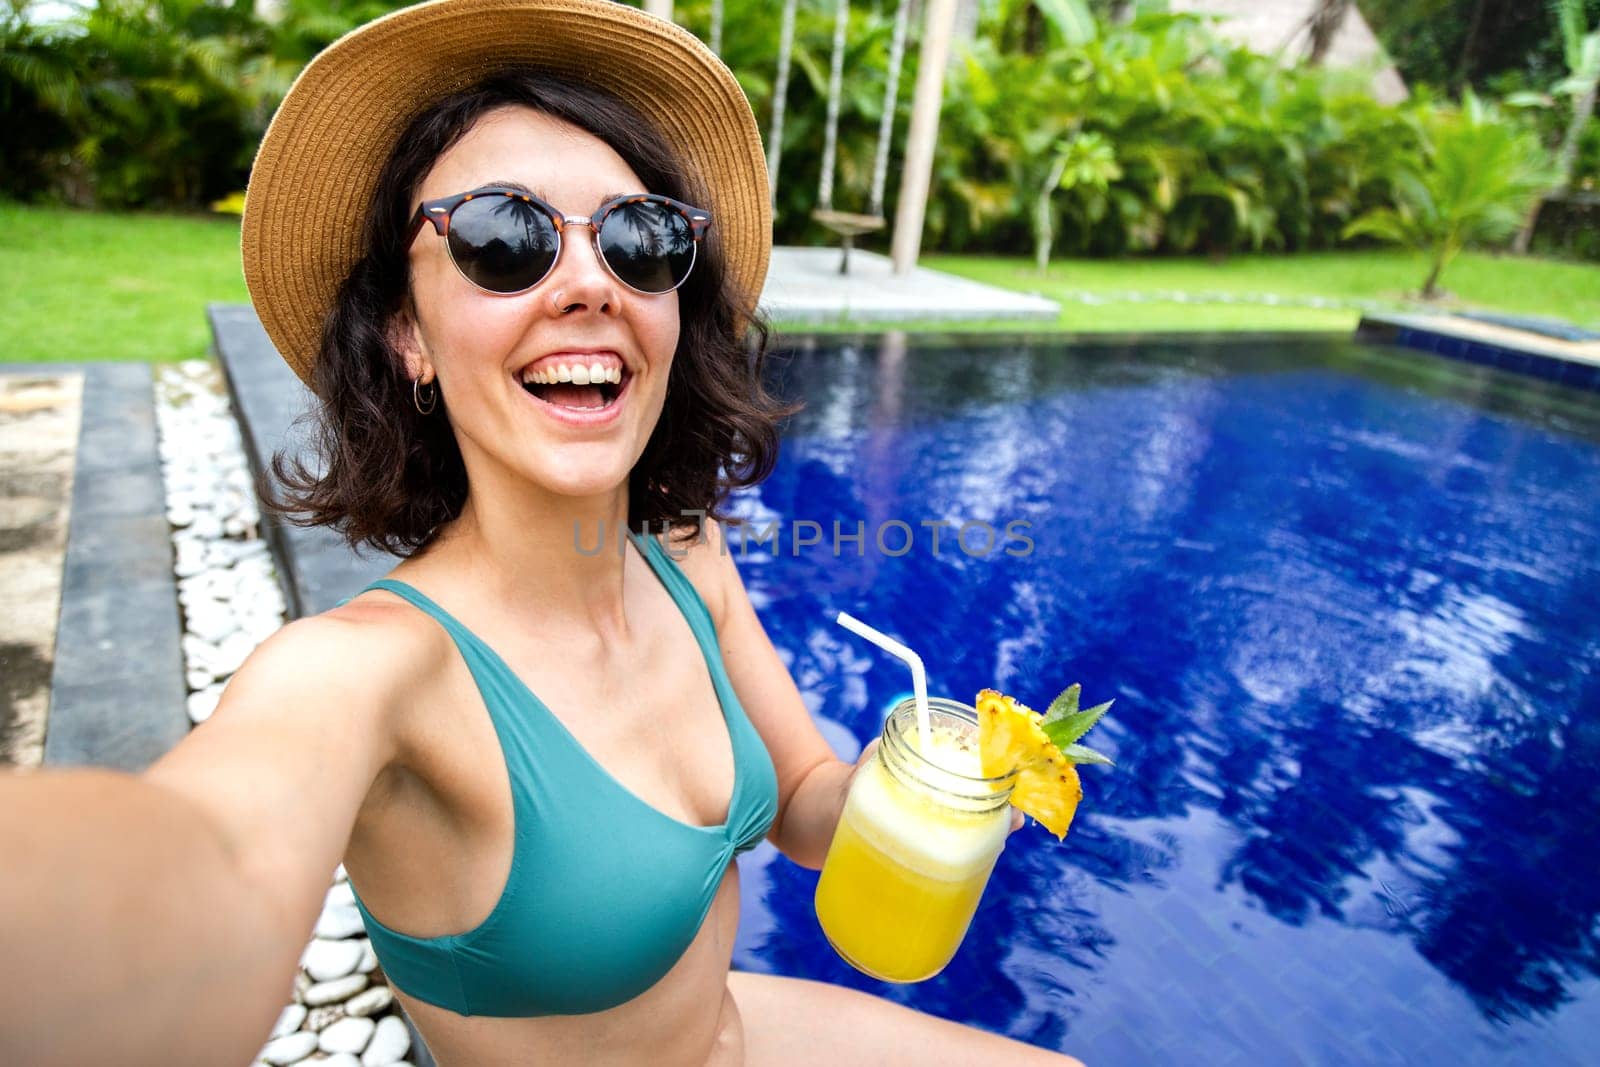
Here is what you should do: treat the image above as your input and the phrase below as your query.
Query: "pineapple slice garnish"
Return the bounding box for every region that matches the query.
[977,684,1114,840]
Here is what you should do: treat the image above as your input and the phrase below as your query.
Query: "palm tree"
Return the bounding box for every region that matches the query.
[1345,92,1553,299]
[1304,0,1353,67]
[991,0,1094,54]
[1452,0,1488,92]
[1,0,87,198]
[1512,0,1600,253]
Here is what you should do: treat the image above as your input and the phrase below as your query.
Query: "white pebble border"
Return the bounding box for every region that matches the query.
[155,361,414,1067]
[1056,288,1409,312]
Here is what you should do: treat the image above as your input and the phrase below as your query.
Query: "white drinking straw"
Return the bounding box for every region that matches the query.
[834,611,932,754]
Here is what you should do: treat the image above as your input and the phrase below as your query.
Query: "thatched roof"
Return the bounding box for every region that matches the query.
[1167,0,1409,103]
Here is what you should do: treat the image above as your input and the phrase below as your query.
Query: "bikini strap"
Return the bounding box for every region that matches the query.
[347,578,551,759]
[629,532,719,646]
[352,578,487,653]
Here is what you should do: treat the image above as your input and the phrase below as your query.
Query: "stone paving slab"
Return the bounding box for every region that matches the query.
[42,363,189,772]
[0,371,82,767]
[761,246,1059,324]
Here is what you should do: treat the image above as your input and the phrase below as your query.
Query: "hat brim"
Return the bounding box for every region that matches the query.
[242,0,771,386]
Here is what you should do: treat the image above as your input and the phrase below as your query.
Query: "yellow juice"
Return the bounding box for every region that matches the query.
[815,718,1011,983]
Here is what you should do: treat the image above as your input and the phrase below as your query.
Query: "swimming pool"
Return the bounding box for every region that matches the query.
[728,334,1600,1065]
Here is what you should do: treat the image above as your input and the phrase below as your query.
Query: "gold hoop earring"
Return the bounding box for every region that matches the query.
[413,376,438,415]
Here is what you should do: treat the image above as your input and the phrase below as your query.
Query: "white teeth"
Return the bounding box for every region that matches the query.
[523,360,625,388]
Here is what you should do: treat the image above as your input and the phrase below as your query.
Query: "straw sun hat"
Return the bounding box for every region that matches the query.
[241,0,771,386]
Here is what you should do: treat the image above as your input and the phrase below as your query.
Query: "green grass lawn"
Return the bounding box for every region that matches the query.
[3,200,1598,363]
[0,201,248,364]
[909,249,1600,334]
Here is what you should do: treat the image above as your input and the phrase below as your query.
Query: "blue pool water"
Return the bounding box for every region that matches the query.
[728,336,1600,1065]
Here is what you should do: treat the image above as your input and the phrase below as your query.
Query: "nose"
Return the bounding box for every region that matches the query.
[545,217,619,317]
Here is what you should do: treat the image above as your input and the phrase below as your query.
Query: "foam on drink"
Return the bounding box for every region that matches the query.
[841,726,1009,882]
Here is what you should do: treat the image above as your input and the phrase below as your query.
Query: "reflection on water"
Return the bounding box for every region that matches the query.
[731,336,1600,1064]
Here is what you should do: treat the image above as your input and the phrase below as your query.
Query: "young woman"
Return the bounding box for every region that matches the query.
[0,2,1081,1064]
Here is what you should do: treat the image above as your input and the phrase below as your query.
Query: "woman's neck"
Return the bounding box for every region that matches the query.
[408,474,643,641]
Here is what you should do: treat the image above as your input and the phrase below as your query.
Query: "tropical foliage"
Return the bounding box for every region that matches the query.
[1,0,387,206]
[929,7,1432,261]
[1344,92,1553,297]
[1508,0,1600,251]
[2,0,1589,285]
[1362,0,1600,95]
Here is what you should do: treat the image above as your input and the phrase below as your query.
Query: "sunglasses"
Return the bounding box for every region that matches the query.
[408,187,711,296]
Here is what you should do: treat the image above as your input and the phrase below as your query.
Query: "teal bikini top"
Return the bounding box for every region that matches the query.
[345,533,779,1017]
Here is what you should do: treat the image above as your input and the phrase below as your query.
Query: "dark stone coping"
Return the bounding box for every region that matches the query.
[1357,313,1600,392]
[0,362,191,773]
[206,305,392,619]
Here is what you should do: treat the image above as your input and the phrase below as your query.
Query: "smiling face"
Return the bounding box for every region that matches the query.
[397,105,681,503]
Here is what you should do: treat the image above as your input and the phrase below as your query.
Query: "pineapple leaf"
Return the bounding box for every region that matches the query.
[1043,683,1080,723]
[1060,743,1115,767]
[1041,695,1114,749]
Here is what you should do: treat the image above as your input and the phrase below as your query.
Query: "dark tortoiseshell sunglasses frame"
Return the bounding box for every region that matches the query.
[407,187,712,296]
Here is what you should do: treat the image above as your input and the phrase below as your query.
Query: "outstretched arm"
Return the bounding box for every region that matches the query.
[0,613,404,1067]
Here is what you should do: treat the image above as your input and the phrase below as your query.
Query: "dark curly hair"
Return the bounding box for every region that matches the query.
[266,69,795,557]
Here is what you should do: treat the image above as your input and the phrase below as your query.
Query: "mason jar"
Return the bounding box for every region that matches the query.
[814,697,1018,982]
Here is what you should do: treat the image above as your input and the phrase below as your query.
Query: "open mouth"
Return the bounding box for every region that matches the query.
[518,358,629,413]
[522,378,623,411]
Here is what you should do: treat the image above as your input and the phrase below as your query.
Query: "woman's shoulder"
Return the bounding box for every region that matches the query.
[236,586,456,724]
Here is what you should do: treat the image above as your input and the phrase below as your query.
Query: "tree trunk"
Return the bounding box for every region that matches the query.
[1033,155,1069,273]
[1513,76,1598,253]
[891,0,961,273]
[1306,0,1352,67]
[1452,0,1487,93]
[1033,184,1055,274]
[1421,234,1460,300]
[1025,6,1045,55]
[1421,256,1445,300]
[1514,199,1547,255]
[1554,78,1599,192]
